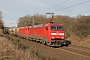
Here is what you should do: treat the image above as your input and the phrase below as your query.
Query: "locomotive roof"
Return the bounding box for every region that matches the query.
[44,23,63,26]
[30,24,44,28]
[31,23,63,28]
[19,23,63,28]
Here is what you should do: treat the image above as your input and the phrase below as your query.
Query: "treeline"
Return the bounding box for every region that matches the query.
[17,13,49,27]
[17,13,90,38]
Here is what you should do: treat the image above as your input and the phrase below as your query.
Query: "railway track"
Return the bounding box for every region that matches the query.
[1,34,90,60]
[56,46,90,60]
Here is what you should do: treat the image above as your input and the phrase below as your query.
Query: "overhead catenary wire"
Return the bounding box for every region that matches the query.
[54,0,90,12]
[70,9,90,15]
[59,4,90,16]
[40,0,68,13]
[39,0,90,17]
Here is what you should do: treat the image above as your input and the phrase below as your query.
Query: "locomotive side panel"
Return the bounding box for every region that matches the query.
[28,26,48,41]
[18,27,29,38]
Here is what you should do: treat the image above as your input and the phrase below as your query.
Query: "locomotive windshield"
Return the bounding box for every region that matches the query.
[51,26,63,30]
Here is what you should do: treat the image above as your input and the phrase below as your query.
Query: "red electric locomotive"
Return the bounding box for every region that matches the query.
[27,23,71,47]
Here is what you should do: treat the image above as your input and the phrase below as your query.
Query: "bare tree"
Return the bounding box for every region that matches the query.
[0,10,4,29]
[17,14,47,27]
[0,11,3,20]
[17,15,32,27]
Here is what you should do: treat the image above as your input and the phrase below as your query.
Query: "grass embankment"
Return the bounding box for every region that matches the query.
[0,36,58,60]
[67,35,90,48]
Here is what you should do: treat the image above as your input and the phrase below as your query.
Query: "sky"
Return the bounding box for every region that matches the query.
[0,0,90,27]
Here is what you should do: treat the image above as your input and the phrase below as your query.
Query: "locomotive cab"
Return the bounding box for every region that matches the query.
[45,23,71,47]
[50,25,65,40]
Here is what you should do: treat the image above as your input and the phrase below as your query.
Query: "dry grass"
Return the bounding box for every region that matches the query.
[0,36,42,60]
[0,29,3,35]
[67,35,90,48]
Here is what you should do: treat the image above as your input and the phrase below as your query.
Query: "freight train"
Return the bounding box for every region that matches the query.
[8,23,71,47]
